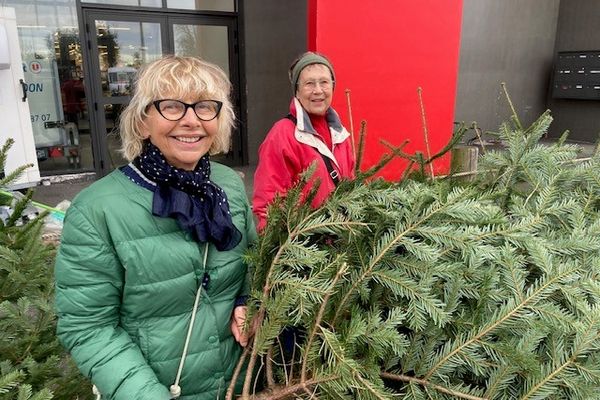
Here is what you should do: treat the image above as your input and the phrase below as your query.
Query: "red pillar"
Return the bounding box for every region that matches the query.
[308,0,463,179]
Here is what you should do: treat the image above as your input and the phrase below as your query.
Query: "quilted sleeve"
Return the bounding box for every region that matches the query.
[54,204,171,400]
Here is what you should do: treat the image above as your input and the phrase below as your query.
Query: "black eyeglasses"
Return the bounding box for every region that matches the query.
[152,99,223,121]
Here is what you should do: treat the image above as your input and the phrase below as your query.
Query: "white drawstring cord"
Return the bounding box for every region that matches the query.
[90,243,209,399]
[92,384,101,400]
[170,242,209,398]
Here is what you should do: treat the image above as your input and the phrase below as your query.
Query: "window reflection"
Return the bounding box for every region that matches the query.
[104,104,128,169]
[4,0,238,176]
[6,0,94,174]
[174,24,229,76]
[96,21,162,97]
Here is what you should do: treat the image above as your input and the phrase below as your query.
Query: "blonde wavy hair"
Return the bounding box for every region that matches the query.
[119,55,235,161]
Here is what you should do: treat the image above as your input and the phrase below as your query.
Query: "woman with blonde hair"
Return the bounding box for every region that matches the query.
[55,55,256,399]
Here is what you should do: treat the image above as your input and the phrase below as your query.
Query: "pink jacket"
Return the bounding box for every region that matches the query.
[253,98,355,230]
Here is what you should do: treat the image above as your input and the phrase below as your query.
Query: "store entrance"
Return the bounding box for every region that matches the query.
[81,8,241,176]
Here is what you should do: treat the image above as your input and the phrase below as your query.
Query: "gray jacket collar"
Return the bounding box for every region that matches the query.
[292,98,350,167]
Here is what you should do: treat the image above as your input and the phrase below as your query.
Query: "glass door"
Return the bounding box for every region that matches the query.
[81,8,241,176]
[83,9,165,174]
[169,16,241,166]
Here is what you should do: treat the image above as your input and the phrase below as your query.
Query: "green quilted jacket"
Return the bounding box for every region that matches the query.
[55,163,257,399]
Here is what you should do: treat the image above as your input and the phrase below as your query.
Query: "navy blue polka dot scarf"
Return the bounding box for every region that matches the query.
[133,142,241,251]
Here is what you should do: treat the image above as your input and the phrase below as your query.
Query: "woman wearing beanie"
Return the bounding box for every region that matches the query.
[252,51,355,230]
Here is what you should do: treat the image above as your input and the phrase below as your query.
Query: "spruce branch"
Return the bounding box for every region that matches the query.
[355,374,389,400]
[520,308,600,400]
[248,101,600,399]
[0,138,15,172]
[225,346,250,400]
[379,139,411,160]
[0,369,24,393]
[482,363,518,399]
[0,138,90,399]
[378,124,465,182]
[243,194,354,397]
[381,372,488,400]
[355,120,368,176]
[401,160,416,181]
[417,87,435,178]
[332,201,453,326]
[249,375,339,400]
[471,121,486,152]
[356,141,405,182]
[424,262,583,381]
[345,89,356,160]
[265,345,275,388]
[301,261,349,383]
[427,123,467,165]
[6,189,34,228]
[0,164,32,190]
[501,82,522,131]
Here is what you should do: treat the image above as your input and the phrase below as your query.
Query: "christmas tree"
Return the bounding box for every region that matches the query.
[229,106,600,399]
[0,139,92,400]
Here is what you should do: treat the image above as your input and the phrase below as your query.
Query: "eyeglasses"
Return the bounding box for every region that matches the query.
[152,99,223,121]
[299,79,335,92]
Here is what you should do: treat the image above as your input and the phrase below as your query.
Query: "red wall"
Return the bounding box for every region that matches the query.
[308,0,463,179]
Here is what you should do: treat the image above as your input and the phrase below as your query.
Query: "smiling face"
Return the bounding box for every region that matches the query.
[141,96,218,170]
[295,64,333,116]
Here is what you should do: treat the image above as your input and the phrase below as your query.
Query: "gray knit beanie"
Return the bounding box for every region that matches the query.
[289,52,335,93]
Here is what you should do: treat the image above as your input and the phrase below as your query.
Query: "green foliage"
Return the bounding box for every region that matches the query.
[237,109,600,400]
[0,141,92,400]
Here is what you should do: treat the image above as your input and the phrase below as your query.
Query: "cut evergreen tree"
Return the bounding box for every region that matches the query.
[0,139,93,400]
[228,106,600,400]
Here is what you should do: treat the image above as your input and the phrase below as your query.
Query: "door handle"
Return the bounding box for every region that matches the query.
[19,79,27,102]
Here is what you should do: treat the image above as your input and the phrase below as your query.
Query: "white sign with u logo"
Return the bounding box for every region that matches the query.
[23,56,65,148]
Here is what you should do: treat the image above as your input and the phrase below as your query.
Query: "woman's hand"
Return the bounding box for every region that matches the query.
[231,306,249,347]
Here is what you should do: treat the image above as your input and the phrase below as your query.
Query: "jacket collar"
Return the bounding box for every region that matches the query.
[290,98,350,145]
